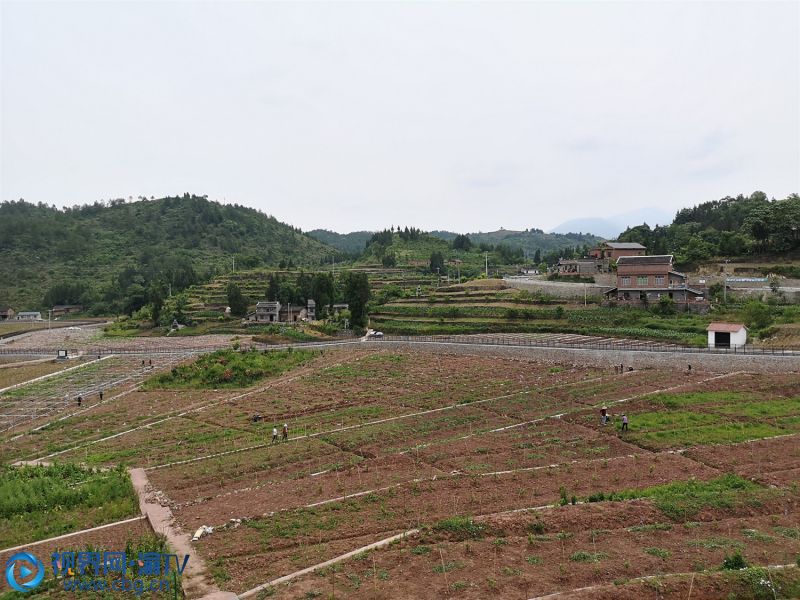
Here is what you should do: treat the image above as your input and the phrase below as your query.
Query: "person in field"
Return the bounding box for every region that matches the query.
[282,423,288,441]
[272,426,278,444]
[621,414,629,432]
[77,395,82,407]
[600,406,608,425]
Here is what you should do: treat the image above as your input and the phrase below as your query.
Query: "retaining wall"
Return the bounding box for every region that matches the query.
[377,341,799,374]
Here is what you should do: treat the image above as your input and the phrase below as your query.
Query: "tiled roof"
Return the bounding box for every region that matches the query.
[706,322,746,332]
[605,242,646,249]
[616,255,673,266]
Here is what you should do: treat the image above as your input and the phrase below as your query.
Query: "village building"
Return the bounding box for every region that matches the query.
[249,299,316,323]
[555,258,600,276]
[557,242,648,277]
[0,307,14,321]
[589,241,646,260]
[604,255,707,310]
[15,311,43,321]
[51,304,83,317]
[706,322,747,349]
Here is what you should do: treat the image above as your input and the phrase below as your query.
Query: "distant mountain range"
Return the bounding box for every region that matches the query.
[549,207,675,239]
[312,228,602,256]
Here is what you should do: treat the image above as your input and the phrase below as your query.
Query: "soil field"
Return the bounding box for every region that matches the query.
[3,343,799,599]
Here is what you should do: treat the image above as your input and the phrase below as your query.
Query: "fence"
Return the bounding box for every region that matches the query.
[371,334,798,356]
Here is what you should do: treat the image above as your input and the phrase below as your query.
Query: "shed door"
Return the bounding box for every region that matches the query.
[715,332,731,348]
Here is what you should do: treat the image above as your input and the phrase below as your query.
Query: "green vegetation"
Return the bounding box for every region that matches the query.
[586,474,767,521]
[624,391,800,448]
[618,191,800,263]
[144,348,315,389]
[0,195,334,313]
[0,463,138,546]
[722,550,749,570]
[432,516,486,540]
[569,551,608,562]
[644,547,671,559]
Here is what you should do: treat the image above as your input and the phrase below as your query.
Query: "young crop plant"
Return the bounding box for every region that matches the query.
[0,463,138,547]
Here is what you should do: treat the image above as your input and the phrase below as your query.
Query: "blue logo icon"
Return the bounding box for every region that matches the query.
[5,552,44,593]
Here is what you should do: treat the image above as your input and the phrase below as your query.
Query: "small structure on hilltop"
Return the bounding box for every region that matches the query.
[706,322,747,349]
[15,311,43,321]
[604,255,708,311]
[0,306,14,321]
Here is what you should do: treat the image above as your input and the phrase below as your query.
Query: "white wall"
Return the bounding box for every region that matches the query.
[708,329,747,348]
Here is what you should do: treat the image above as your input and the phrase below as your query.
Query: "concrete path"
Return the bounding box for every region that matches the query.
[129,468,237,600]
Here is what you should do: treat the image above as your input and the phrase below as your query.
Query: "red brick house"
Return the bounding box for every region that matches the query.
[604,255,706,309]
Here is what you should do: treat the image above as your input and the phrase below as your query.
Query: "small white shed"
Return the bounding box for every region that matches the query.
[706,322,747,349]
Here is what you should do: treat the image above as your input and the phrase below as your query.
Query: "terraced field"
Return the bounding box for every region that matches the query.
[2,343,799,599]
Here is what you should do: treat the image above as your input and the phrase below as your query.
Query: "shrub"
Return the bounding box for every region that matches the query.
[433,516,485,540]
[722,551,748,570]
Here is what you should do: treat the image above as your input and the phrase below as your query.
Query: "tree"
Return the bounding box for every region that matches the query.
[451,234,472,251]
[342,271,370,328]
[381,253,397,267]
[429,251,445,274]
[742,300,772,330]
[311,273,335,311]
[266,274,280,301]
[226,283,249,317]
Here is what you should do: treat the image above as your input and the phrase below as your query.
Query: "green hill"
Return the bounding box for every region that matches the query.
[617,191,800,264]
[307,229,373,255]
[0,195,334,312]
[430,228,602,256]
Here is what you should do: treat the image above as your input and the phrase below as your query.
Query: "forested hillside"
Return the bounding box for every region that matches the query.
[430,228,601,255]
[617,192,800,264]
[0,195,333,312]
[307,229,372,255]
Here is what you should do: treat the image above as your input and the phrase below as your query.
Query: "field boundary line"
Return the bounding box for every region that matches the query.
[0,515,147,557]
[0,355,113,395]
[23,349,373,463]
[238,528,419,597]
[148,369,627,471]
[527,563,799,599]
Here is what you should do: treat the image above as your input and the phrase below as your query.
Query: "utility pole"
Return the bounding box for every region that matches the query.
[47,309,52,331]
[436,267,440,288]
[485,252,489,278]
[232,257,235,273]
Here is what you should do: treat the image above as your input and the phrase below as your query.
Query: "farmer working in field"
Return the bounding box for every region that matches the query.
[282,423,288,441]
[621,414,629,432]
[272,426,278,444]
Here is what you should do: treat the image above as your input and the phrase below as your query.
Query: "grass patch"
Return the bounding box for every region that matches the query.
[144,348,315,389]
[644,547,671,559]
[432,516,485,540]
[569,551,608,563]
[0,463,138,547]
[586,474,766,521]
[627,523,672,533]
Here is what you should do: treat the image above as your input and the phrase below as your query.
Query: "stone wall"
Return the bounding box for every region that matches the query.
[376,341,799,374]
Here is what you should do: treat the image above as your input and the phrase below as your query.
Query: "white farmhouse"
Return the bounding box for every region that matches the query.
[706,322,747,349]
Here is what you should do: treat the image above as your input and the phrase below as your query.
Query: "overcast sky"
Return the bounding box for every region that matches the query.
[1,1,798,234]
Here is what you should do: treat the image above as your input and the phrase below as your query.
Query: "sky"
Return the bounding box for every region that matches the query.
[1,0,798,234]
